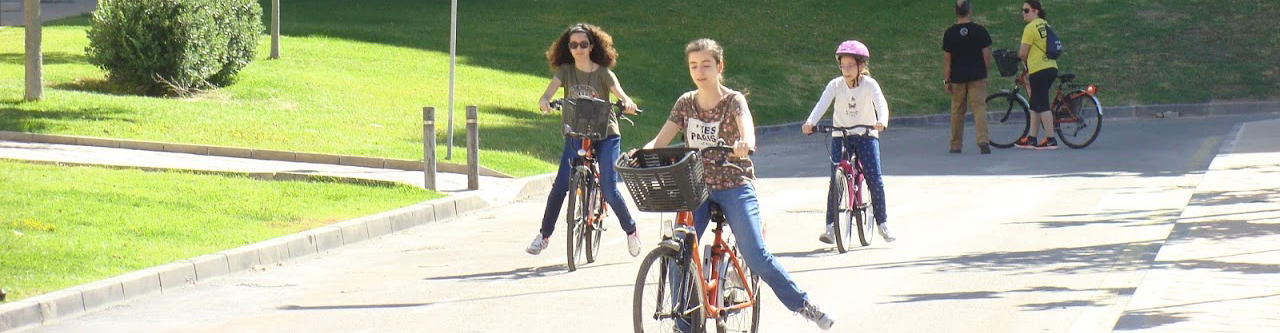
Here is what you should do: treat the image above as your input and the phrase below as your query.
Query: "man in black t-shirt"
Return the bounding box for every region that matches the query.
[942,0,993,154]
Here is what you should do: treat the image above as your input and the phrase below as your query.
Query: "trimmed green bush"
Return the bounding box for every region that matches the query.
[85,0,263,95]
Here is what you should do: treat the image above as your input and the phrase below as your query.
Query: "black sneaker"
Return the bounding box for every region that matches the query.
[949,148,961,154]
[979,143,991,154]
[1014,136,1037,149]
[1036,137,1059,150]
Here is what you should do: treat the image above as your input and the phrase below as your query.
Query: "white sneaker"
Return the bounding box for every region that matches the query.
[526,234,549,255]
[797,301,834,330]
[627,231,641,257]
[877,223,897,242]
[818,224,834,244]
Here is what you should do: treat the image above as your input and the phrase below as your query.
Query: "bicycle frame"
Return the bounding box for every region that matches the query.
[571,137,608,229]
[674,209,758,319]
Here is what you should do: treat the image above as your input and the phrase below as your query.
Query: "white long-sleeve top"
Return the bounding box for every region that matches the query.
[804,76,889,138]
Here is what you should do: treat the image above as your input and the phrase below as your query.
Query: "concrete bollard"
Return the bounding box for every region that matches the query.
[422,107,437,191]
[466,106,478,190]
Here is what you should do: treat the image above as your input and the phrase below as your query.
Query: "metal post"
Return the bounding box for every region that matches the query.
[466,106,479,190]
[270,0,280,59]
[24,0,42,101]
[422,107,437,191]
[446,0,457,159]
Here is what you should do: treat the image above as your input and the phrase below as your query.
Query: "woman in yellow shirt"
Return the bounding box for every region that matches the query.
[1015,0,1060,150]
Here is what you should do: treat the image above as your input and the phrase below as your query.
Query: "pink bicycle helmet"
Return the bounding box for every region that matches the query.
[835,40,870,60]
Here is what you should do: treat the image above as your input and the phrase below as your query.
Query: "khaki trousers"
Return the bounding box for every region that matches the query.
[950,79,989,149]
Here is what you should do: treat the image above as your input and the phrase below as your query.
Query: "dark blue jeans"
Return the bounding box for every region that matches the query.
[670,184,811,331]
[827,136,888,226]
[539,136,636,238]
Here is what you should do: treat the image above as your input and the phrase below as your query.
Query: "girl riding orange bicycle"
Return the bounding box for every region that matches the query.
[527,23,642,259]
[640,38,833,331]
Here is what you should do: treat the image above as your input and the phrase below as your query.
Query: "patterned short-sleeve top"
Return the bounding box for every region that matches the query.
[667,89,755,191]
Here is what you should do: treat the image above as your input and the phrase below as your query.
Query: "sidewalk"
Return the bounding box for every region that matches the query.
[0,0,96,27]
[1112,118,1280,332]
[0,140,502,193]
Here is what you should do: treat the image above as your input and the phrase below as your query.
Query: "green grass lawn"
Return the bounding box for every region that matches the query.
[0,160,438,302]
[1,0,1277,177]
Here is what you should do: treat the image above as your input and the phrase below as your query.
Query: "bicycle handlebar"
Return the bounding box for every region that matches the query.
[812,124,877,137]
[549,98,643,116]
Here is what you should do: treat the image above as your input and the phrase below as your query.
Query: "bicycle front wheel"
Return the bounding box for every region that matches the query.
[585,181,604,264]
[634,246,705,333]
[1056,93,1103,148]
[831,169,853,253]
[855,174,876,246]
[985,92,1031,148]
[566,171,589,272]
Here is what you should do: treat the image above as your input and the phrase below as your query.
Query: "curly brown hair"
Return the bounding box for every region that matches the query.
[546,23,618,70]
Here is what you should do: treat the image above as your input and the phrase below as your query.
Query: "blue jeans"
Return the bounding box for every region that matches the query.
[689,184,809,312]
[538,136,636,238]
[827,136,888,225]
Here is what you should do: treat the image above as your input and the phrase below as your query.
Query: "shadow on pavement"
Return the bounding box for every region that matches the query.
[424,262,626,282]
[277,282,633,311]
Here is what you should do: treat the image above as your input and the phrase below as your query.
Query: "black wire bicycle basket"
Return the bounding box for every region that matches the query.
[563,98,613,139]
[615,148,708,212]
[992,49,1021,77]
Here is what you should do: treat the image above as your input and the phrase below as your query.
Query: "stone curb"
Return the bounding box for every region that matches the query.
[0,131,512,178]
[0,158,409,188]
[756,100,1280,135]
[0,175,560,332]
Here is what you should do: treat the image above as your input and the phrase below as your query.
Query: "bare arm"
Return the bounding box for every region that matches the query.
[643,121,683,149]
[1018,43,1030,62]
[982,47,993,73]
[607,71,638,115]
[942,52,951,82]
[735,96,756,158]
[539,76,562,114]
[942,52,953,94]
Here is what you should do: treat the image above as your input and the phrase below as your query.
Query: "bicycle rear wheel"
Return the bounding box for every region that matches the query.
[634,246,705,333]
[566,171,589,272]
[1055,93,1103,148]
[831,169,854,253]
[854,174,876,246]
[716,254,761,333]
[984,92,1031,148]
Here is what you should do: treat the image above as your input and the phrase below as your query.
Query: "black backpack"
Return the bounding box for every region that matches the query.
[1044,25,1063,59]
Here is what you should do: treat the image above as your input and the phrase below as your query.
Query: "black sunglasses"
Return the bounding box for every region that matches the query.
[568,41,591,50]
[1022,8,1032,13]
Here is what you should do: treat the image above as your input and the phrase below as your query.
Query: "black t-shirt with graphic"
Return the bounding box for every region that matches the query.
[942,22,993,84]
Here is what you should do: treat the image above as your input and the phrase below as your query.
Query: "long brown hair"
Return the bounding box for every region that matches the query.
[546,23,618,70]
[1025,0,1047,19]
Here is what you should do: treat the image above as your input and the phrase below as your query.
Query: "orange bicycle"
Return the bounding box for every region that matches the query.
[987,49,1103,148]
[618,146,760,333]
[550,97,640,272]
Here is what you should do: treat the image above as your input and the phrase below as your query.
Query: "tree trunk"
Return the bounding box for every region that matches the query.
[24,0,43,101]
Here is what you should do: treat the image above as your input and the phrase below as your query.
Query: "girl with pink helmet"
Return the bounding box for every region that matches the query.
[801,40,897,244]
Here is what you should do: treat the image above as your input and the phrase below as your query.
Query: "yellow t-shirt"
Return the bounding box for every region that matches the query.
[1021,18,1058,74]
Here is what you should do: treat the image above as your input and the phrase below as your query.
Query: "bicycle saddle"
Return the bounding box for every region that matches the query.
[1059,72,1076,83]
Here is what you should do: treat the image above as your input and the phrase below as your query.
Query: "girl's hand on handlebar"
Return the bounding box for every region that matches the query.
[733,141,752,159]
[801,122,814,135]
[874,122,886,132]
[538,98,551,115]
[621,99,638,116]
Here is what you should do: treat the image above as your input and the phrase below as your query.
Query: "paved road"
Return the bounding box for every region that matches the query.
[28,114,1278,332]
